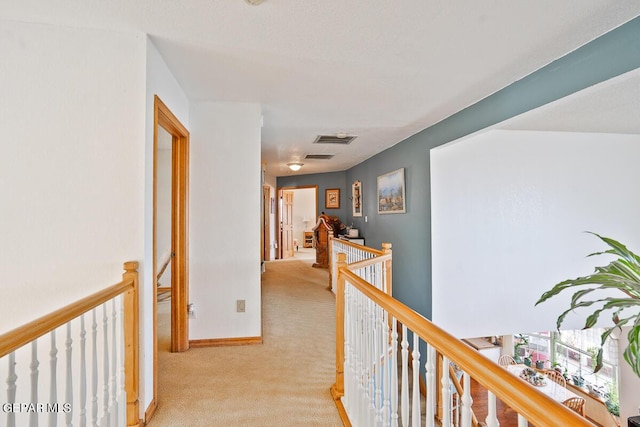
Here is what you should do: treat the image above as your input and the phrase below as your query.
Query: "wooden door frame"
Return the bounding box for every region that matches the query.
[153,95,190,403]
[276,185,318,259]
[262,186,271,262]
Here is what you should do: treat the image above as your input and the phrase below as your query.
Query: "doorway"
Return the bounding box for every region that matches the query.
[153,95,190,401]
[277,185,318,259]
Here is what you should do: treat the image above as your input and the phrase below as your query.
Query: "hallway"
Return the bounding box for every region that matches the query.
[149,259,342,426]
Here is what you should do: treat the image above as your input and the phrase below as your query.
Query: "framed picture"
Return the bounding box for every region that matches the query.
[352,180,362,217]
[377,168,406,214]
[325,188,340,209]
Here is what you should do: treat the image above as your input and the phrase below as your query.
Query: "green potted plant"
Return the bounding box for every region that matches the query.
[536,232,640,378]
[606,378,620,416]
[514,334,529,364]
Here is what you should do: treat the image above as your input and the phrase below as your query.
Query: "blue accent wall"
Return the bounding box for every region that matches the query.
[278,17,640,320]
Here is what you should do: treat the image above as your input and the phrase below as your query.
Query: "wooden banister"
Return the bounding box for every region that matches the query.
[337,267,594,427]
[0,261,141,427]
[330,252,347,402]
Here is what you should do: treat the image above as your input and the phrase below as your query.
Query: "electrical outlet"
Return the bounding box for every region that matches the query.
[236,299,245,313]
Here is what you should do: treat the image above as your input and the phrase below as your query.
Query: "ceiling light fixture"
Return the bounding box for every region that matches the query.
[287,162,303,171]
[244,0,263,5]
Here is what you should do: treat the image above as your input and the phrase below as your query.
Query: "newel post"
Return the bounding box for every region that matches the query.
[330,252,347,401]
[382,242,392,296]
[123,261,142,427]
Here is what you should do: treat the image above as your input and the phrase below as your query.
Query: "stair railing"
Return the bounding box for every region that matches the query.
[331,251,594,427]
[0,261,141,427]
[329,237,392,295]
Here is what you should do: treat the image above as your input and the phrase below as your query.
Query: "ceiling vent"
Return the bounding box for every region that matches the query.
[313,134,357,145]
[304,154,335,160]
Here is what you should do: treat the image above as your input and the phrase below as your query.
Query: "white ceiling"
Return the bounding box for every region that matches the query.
[2,1,639,176]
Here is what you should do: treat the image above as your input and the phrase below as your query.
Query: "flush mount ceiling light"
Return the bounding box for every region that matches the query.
[244,0,263,5]
[287,162,304,171]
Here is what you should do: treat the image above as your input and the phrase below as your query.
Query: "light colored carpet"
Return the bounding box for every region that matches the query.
[149,259,343,426]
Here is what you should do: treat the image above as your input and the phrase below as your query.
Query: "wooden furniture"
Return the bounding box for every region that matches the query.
[497,354,517,367]
[312,217,333,268]
[506,365,580,404]
[563,397,586,416]
[544,369,567,387]
[303,231,314,248]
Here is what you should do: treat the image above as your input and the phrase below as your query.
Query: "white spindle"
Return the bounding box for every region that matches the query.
[91,308,98,427]
[425,345,436,427]
[80,314,87,427]
[372,304,382,426]
[485,391,500,427]
[110,299,118,427]
[118,294,126,423]
[400,325,409,427]
[65,323,73,427]
[390,318,399,427]
[441,356,451,427]
[460,372,473,427]
[30,341,39,427]
[411,334,420,427]
[101,304,110,426]
[49,330,58,427]
[366,297,375,425]
[517,414,528,427]
[381,311,391,426]
[6,352,17,427]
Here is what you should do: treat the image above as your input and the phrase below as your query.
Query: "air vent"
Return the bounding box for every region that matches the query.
[313,134,357,145]
[304,154,335,160]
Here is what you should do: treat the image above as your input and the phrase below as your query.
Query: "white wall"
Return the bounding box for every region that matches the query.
[156,139,172,286]
[144,37,190,413]
[0,21,146,331]
[189,101,262,339]
[431,130,640,338]
[618,327,640,423]
[431,129,640,419]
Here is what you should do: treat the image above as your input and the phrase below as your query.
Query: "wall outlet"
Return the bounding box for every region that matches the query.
[188,303,196,319]
[236,299,245,313]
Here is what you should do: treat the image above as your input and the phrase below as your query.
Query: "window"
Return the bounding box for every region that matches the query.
[519,328,618,391]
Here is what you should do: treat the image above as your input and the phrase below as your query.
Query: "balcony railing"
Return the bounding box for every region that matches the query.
[329,242,594,427]
[0,262,141,427]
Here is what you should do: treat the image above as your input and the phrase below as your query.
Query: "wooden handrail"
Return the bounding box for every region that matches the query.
[0,261,141,427]
[157,251,172,281]
[337,267,594,427]
[331,236,386,256]
[346,253,392,271]
[1,277,133,358]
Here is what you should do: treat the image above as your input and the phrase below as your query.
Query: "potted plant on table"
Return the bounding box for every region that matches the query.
[536,233,640,378]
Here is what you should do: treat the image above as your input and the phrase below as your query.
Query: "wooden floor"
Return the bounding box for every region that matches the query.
[470,377,521,426]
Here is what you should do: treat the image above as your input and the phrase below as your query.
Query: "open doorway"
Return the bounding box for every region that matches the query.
[153,95,190,405]
[277,185,318,260]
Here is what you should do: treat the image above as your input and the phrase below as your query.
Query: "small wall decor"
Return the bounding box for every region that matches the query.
[377,168,406,214]
[325,188,340,209]
[352,180,362,217]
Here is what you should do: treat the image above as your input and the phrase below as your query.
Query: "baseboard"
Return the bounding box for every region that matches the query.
[144,398,158,425]
[330,385,351,427]
[189,336,263,347]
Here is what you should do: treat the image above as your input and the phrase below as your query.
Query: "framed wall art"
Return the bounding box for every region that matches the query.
[325,188,340,209]
[377,168,406,214]
[352,180,362,217]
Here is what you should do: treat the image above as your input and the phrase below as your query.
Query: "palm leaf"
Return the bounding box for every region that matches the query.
[537,233,640,379]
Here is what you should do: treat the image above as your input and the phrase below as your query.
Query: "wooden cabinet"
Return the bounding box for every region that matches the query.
[303,231,313,248]
[312,218,332,269]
